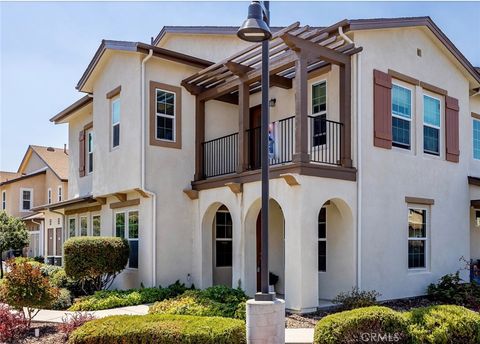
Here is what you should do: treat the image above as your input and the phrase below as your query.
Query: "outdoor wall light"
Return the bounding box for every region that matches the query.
[269,98,276,107]
[237,1,272,42]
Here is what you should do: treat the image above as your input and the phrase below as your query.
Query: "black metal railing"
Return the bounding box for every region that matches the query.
[308,115,342,165]
[202,132,238,178]
[246,116,295,170]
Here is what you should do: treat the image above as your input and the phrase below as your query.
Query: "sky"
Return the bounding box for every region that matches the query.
[1,1,479,171]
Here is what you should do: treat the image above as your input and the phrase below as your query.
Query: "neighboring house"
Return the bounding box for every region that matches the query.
[42,17,480,313]
[0,145,68,259]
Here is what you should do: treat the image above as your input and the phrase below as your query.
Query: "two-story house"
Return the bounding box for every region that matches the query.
[43,16,480,313]
[0,145,68,259]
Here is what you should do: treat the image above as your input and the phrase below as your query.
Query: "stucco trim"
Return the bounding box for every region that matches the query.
[110,199,140,209]
[405,196,435,205]
[149,81,182,149]
[388,69,419,86]
[468,176,480,186]
[471,112,480,120]
[419,81,447,96]
[106,86,122,99]
[64,205,102,216]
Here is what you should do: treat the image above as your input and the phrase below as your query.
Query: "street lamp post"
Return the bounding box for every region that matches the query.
[237,0,274,301]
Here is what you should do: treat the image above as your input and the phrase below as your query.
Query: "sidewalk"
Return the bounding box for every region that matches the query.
[32,305,314,343]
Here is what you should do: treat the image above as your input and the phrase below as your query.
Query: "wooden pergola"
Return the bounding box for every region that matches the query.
[182,20,362,181]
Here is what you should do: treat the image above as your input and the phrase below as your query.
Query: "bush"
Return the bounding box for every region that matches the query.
[0,260,59,325]
[69,281,189,311]
[149,286,248,320]
[58,312,95,340]
[68,314,246,344]
[332,287,381,310]
[33,255,45,264]
[51,288,73,310]
[406,305,480,344]
[427,272,480,308]
[314,306,409,344]
[0,303,28,343]
[40,263,63,277]
[64,237,129,291]
[50,268,95,297]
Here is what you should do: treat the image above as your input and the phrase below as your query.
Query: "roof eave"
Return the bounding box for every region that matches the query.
[50,95,93,124]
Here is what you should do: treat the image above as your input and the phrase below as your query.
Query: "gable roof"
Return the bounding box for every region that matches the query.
[346,16,480,86]
[76,40,214,92]
[18,145,69,181]
[0,169,47,187]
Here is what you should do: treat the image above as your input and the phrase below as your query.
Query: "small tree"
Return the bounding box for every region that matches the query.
[0,211,29,278]
[0,260,59,326]
[64,237,129,292]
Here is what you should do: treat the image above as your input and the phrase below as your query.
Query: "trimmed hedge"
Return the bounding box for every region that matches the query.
[406,305,480,344]
[314,306,409,344]
[68,314,246,344]
[64,237,129,291]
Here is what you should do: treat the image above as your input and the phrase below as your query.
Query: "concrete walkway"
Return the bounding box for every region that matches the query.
[32,305,314,343]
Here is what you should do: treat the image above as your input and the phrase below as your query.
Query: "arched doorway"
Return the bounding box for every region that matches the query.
[213,205,233,287]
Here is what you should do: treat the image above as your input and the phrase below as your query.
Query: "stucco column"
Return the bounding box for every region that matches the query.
[284,192,318,312]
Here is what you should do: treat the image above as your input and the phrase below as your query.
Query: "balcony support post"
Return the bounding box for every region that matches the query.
[237,81,250,173]
[339,58,352,167]
[194,97,205,181]
[293,54,310,163]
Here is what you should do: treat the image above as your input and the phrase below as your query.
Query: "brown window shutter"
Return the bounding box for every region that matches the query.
[445,96,459,163]
[79,130,86,177]
[373,70,393,149]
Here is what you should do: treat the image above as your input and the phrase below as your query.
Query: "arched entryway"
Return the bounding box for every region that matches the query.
[244,198,285,297]
[317,198,355,300]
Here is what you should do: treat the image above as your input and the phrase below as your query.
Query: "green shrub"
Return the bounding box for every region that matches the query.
[68,314,246,344]
[33,256,45,264]
[50,268,95,297]
[40,264,63,277]
[51,288,73,310]
[64,237,129,291]
[314,306,409,344]
[406,305,480,344]
[149,286,248,320]
[332,287,381,310]
[427,272,480,308]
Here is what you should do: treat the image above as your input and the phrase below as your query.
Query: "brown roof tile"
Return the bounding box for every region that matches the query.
[30,145,69,181]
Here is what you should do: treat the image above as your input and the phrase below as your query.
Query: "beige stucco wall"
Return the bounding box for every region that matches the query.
[355,26,471,299]
[0,173,46,218]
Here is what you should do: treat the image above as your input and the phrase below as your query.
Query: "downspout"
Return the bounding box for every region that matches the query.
[339,27,362,289]
[140,49,157,287]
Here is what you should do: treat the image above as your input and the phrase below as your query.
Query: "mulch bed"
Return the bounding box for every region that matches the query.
[285,296,473,328]
[18,322,65,344]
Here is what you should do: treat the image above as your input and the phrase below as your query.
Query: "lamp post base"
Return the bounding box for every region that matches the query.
[246,297,285,344]
[254,291,275,301]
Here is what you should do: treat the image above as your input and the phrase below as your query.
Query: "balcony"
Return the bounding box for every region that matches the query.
[200,115,343,179]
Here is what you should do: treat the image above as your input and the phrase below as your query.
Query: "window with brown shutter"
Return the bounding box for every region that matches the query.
[445,96,459,163]
[79,129,86,177]
[373,70,393,149]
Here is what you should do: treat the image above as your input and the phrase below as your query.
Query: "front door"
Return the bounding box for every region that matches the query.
[249,105,262,170]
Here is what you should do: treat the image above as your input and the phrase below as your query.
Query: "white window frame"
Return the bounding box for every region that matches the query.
[19,188,33,211]
[67,216,77,238]
[114,209,139,269]
[86,129,94,173]
[111,98,121,149]
[407,207,429,271]
[155,88,176,142]
[391,83,413,150]
[423,94,441,156]
[91,213,101,236]
[2,190,6,210]
[473,118,480,160]
[57,186,63,202]
[318,206,327,273]
[47,188,52,204]
[79,214,89,236]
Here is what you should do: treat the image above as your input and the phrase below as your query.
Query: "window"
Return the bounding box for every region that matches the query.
[312,81,327,146]
[115,210,138,269]
[473,119,480,160]
[2,191,6,210]
[215,208,232,267]
[68,218,76,238]
[80,216,88,236]
[20,188,32,211]
[92,215,101,236]
[318,207,327,272]
[156,89,176,142]
[112,98,120,148]
[423,95,441,155]
[47,188,52,204]
[408,208,428,269]
[58,186,63,202]
[87,129,94,173]
[392,84,412,149]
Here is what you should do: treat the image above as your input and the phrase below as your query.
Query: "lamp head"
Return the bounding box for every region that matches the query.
[237,1,272,42]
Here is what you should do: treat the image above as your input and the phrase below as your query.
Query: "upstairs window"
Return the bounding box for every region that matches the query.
[47,188,52,204]
[112,98,120,148]
[58,186,63,202]
[318,207,327,272]
[156,89,176,142]
[423,95,441,155]
[392,84,412,149]
[20,189,32,211]
[474,119,480,160]
[87,129,94,173]
[312,81,327,147]
[2,191,6,210]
